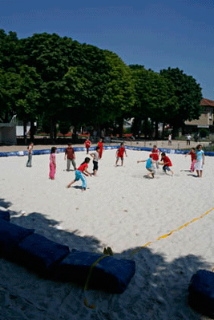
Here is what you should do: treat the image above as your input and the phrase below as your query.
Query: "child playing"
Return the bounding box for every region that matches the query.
[150,145,160,169]
[84,138,91,154]
[97,138,104,159]
[195,144,205,177]
[185,147,196,172]
[67,157,92,190]
[64,143,76,171]
[90,147,100,176]
[49,147,57,180]
[137,154,155,178]
[26,142,34,167]
[159,152,174,175]
[115,142,127,166]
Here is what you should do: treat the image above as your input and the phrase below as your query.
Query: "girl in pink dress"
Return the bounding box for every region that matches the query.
[49,147,57,179]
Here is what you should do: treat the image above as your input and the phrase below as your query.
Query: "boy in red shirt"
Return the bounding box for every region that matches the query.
[160,152,174,175]
[64,143,76,171]
[115,142,127,166]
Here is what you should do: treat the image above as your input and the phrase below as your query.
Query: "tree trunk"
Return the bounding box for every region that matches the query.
[23,121,27,145]
[49,118,54,144]
[118,117,124,138]
[154,121,159,139]
[30,120,36,143]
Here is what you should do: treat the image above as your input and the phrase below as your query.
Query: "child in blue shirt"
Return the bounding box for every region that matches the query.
[137,154,155,178]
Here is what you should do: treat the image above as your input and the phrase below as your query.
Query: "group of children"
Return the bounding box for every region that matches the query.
[137,143,205,179]
[34,138,204,190]
[67,141,102,190]
[66,142,175,190]
[66,140,128,190]
[137,145,174,179]
[68,141,206,189]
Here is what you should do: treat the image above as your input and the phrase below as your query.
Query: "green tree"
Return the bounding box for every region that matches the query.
[0,65,41,142]
[63,46,134,133]
[102,50,136,135]
[21,33,81,140]
[0,29,25,122]
[11,33,135,139]
[160,67,202,134]
[15,65,42,142]
[0,70,20,122]
[0,29,21,73]
[130,65,178,138]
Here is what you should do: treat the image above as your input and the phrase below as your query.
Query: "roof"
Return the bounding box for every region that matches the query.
[200,98,214,107]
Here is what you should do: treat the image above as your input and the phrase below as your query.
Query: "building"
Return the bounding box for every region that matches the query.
[185,98,214,133]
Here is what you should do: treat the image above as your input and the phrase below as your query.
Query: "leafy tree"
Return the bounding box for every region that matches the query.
[64,47,136,136]
[130,65,178,138]
[0,29,21,72]
[21,33,81,140]
[102,50,136,135]
[0,70,20,122]
[0,30,25,123]
[160,67,202,134]
[0,65,41,142]
[15,65,42,141]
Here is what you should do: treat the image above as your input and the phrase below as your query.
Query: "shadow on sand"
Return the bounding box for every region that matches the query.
[0,198,209,320]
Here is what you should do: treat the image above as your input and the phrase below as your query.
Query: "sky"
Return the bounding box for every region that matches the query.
[0,0,213,99]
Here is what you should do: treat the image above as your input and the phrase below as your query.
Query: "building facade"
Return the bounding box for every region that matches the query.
[185,98,214,133]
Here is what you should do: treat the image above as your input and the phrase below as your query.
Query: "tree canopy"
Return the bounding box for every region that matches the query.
[0,29,204,140]
[129,65,178,137]
[160,67,202,134]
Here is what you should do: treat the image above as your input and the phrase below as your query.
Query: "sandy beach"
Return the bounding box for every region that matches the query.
[0,145,213,319]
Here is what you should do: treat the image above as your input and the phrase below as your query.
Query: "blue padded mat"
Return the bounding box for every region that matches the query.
[0,219,34,257]
[54,250,135,293]
[17,233,70,273]
[0,210,10,221]
[188,269,214,317]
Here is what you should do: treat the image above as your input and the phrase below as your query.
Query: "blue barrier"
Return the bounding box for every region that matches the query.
[33,149,50,155]
[17,233,70,274]
[0,145,214,157]
[0,219,34,258]
[188,269,214,318]
[74,147,85,152]
[0,216,135,293]
[54,250,135,293]
[0,210,10,221]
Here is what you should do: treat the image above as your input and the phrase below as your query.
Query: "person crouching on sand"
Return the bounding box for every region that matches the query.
[137,154,155,178]
[159,152,174,175]
[67,157,92,190]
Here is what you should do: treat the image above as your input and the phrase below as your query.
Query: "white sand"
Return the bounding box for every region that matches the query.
[0,147,213,319]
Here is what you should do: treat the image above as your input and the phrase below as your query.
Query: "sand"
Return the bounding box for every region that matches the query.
[0,146,213,319]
